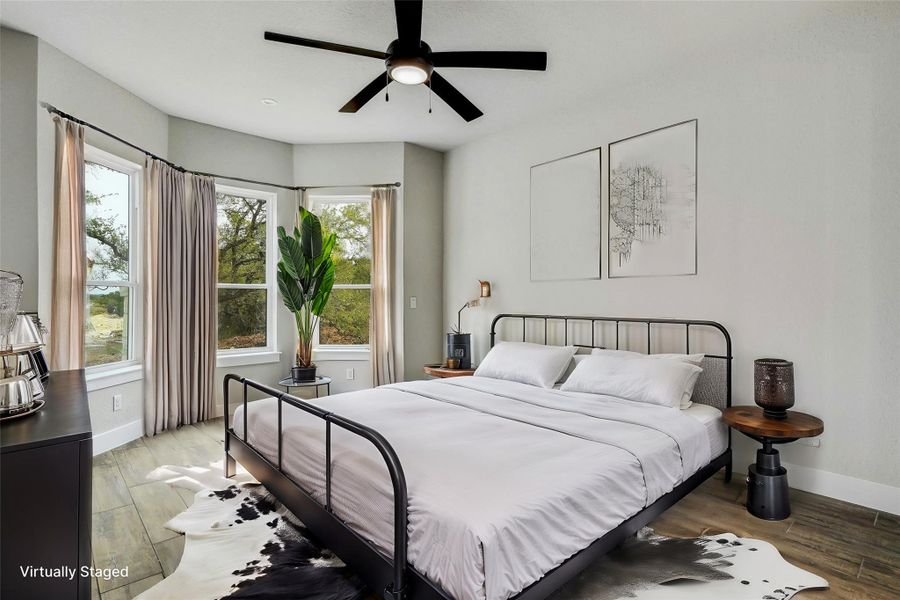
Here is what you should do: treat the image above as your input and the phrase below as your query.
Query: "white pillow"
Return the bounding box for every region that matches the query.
[475,342,577,388]
[561,354,702,409]
[591,348,704,407]
[557,354,591,383]
[591,347,705,366]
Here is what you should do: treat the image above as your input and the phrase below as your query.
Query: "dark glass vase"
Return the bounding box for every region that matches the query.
[754,358,794,420]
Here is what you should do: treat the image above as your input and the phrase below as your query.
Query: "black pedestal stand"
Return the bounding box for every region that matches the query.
[746,437,795,520]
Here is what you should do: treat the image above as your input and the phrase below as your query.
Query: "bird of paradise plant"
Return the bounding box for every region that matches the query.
[276,207,336,380]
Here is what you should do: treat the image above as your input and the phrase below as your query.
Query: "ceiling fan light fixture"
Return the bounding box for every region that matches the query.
[386,51,433,86]
[390,65,429,85]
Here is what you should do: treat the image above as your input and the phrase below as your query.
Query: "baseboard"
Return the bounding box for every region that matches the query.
[92,419,144,455]
[778,462,900,515]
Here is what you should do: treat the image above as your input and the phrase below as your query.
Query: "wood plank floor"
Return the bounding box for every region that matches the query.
[92,418,899,599]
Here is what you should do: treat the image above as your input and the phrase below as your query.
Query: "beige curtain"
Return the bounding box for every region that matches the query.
[143,159,217,435]
[50,117,86,371]
[370,186,398,386]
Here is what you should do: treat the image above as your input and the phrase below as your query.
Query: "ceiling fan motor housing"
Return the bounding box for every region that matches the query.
[386,40,434,84]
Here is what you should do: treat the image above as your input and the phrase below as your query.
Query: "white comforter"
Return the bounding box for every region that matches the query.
[232,376,712,600]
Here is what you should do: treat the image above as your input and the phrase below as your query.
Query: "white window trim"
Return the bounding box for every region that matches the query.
[85,363,143,392]
[84,145,143,378]
[215,184,279,366]
[313,346,370,362]
[308,194,372,356]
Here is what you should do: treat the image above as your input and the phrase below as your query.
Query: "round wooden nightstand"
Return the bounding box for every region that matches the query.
[423,364,476,378]
[723,406,824,521]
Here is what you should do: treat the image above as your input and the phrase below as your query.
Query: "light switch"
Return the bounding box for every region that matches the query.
[409,296,417,309]
[346,368,355,380]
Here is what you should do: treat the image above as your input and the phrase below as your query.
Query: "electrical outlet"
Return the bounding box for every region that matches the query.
[346,368,355,380]
[409,296,417,309]
[113,394,122,412]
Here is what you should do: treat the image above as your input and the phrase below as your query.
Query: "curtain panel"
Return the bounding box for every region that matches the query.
[50,117,86,370]
[370,186,398,386]
[143,159,217,435]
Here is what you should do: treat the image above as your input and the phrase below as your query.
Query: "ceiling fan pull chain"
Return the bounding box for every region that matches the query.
[385,72,390,102]
[428,79,433,114]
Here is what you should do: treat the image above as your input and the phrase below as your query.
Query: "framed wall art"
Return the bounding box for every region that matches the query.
[530,147,602,281]
[608,120,697,277]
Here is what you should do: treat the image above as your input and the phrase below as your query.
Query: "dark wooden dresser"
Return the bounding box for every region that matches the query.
[1,369,92,600]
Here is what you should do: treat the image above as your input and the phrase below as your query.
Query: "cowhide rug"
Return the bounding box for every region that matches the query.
[140,464,827,600]
[548,529,827,600]
[137,464,365,600]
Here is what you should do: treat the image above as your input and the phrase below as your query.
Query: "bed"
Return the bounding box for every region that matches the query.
[224,315,733,600]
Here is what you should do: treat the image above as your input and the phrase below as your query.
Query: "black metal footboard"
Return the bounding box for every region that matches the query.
[223,375,425,600]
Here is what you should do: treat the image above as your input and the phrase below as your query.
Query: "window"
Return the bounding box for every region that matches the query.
[216,185,276,354]
[84,146,141,369]
[310,195,371,348]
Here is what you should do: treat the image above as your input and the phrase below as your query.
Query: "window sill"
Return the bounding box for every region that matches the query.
[216,350,282,368]
[85,363,143,392]
[313,346,370,362]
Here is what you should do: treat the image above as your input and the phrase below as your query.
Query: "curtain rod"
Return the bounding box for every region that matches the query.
[40,103,401,192]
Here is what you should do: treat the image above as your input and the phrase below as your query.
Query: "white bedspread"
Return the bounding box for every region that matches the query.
[232,376,715,600]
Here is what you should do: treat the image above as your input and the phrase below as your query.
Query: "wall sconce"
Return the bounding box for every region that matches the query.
[447,280,491,370]
[456,280,491,332]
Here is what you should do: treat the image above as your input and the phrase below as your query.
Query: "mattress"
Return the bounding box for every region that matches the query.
[683,401,728,457]
[232,376,724,600]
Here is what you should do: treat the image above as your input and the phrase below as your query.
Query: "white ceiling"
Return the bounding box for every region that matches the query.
[1,1,831,150]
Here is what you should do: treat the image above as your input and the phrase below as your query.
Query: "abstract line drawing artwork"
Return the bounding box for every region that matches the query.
[608,120,697,277]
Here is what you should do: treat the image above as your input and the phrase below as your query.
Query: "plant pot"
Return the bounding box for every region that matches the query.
[291,364,317,383]
[446,333,472,370]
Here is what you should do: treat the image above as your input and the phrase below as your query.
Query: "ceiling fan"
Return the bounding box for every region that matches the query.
[264,0,547,122]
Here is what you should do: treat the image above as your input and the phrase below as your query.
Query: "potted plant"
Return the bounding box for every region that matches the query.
[277,207,336,382]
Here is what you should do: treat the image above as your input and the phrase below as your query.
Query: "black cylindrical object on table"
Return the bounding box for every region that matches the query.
[754,358,794,420]
[747,443,791,520]
[446,333,472,370]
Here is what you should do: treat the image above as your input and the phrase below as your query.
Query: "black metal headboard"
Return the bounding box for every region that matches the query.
[489,314,732,411]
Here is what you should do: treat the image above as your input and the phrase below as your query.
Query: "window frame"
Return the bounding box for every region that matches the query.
[308,194,372,354]
[215,184,278,360]
[83,145,143,376]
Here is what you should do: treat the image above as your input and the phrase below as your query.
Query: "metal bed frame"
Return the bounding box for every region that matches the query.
[224,314,733,600]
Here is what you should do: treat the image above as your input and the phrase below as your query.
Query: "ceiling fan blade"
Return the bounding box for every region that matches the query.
[431,51,547,71]
[429,71,483,122]
[339,72,390,113]
[394,0,423,44]
[264,31,386,59]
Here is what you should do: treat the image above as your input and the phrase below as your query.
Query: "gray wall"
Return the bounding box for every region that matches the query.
[402,144,444,381]
[443,12,900,498]
[0,28,39,308]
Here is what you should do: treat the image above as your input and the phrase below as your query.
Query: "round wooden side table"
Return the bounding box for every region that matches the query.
[423,364,476,378]
[723,406,824,521]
